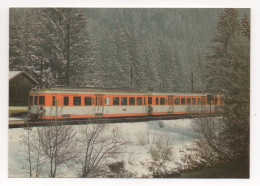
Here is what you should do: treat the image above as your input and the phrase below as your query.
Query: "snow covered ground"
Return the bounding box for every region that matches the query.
[8,118,198,178]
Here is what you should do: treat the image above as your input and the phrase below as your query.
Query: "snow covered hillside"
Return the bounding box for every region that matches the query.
[9,119,198,178]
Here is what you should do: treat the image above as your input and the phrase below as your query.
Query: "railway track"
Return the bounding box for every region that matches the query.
[9,113,221,128]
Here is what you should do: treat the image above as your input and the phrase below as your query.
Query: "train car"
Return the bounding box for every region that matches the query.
[28,87,223,120]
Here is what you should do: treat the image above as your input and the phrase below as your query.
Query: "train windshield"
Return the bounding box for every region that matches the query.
[39,96,45,105]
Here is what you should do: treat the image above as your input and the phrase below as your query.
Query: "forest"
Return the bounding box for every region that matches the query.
[9,8,250,171]
[9,8,248,92]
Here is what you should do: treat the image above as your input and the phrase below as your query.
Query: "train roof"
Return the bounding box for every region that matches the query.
[29,87,209,96]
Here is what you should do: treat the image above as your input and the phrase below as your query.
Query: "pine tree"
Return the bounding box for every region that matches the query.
[206,8,240,94]
[10,9,33,71]
[143,41,160,91]
[156,40,180,92]
[35,8,68,86]
[66,9,89,86]
[36,8,89,86]
[190,46,207,92]
[9,9,45,83]
[22,9,36,72]
[113,24,132,89]
[172,49,184,92]
[222,13,250,158]
[126,30,149,90]
[9,9,24,70]
[99,29,118,88]
[205,9,250,159]
[223,31,250,158]
[83,30,102,87]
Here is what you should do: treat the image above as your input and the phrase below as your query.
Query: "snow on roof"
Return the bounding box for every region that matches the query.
[9,71,22,80]
[9,71,38,84]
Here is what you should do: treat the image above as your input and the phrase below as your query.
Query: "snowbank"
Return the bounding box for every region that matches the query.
[8,118,198,177]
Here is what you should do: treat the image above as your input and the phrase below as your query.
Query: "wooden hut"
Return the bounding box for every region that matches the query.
[9,71,38,107]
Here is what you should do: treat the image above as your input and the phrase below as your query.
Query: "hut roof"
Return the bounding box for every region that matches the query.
[9,71,38,85]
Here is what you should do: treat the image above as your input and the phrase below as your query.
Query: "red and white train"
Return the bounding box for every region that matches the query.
[28,87,223,120]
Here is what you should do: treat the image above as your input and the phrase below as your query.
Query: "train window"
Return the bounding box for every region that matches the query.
[215,98,218,105]
[73,97,81,106]
[113,97,119,106]
[181,98,185,105]
[198,98,201,105]
[137,97,142,105]
[144,98,146,105]
[52,96,55,106]
[29,96,33,105]
[156,98,159,105]
[148,97,152,105]
[39,96,45,105]
[192,98,196,105]
[121,97,127,105]
[174,98,180,105]
[34,95,38,105]
[64,97,69,106]
[187,98,191,105]
[105,97,110,105]
[85,97,92,106]
[129,97,135,105]
[160,98,165,105]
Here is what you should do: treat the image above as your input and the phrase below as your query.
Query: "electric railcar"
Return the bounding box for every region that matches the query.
[28,87,223,120]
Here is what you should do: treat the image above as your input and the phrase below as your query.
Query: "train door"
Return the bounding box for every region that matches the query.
[148,96,153,115]
[29,94,39,118]
[168,96,174,113]
[95,95,104,116]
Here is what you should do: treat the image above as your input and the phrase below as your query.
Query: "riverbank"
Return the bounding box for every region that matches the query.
[156,157,249,178]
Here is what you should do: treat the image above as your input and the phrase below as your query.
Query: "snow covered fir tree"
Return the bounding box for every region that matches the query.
[9,8,250,178]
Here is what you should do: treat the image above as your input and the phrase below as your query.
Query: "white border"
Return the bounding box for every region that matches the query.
[1,1,260,186]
